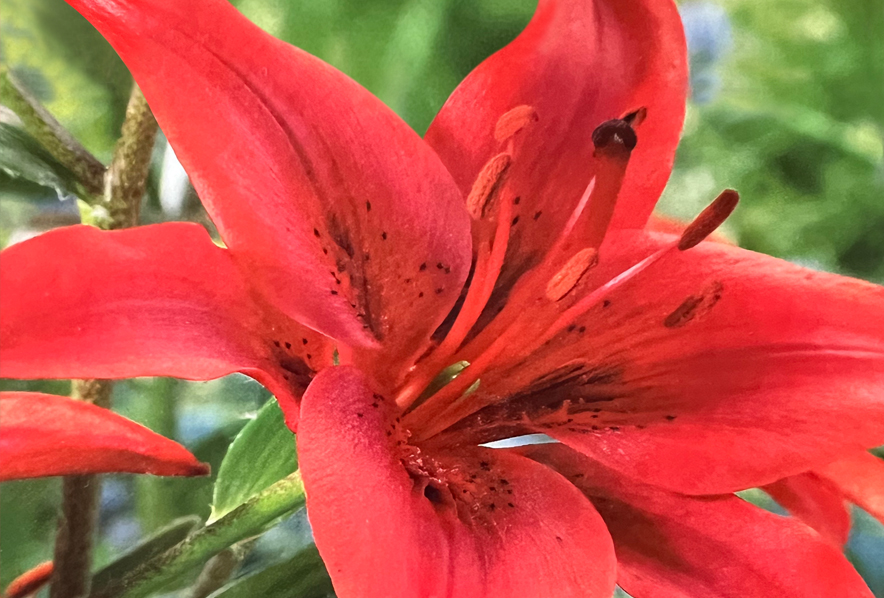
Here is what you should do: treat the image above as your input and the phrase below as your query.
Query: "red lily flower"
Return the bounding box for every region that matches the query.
[2,0,884,596]
[0,392,208,480]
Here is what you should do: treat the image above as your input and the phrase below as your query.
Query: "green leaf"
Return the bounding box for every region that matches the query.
[211,400,296,522]
[90,516,201,596]
[208,545,333,598]
[0,122,78,199]
[97,472,305,598]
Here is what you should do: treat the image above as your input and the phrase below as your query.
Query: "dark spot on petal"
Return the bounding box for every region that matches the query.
[381,231,388,240]
[567,324,577,332]
[508,502,515,508]
[273,340,280,348]
[436,262,445,270]
[489,503,497,512]
[603,300,611,308]
[499,479,509,485]
[302,338,309,345]
[534,211,542,220]
[479,461,491,471]
[419,262,427,271]
[357,412,364,418]
[666,415,677,421]
[322,247,329,255]
[284,341,292,349]
[330,290,339,295]
[578,326,586,333]
[365,200,372,212]
[514,196,521,205]
[435,288,444,294]
[418,292,424,298]
[664,281,724,328]
[313,228,321,237]
[511,216,520,226]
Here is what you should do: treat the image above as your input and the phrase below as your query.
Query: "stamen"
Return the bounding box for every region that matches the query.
[545,248,599,301]
[432,115,638,371]
[678,189,740,250]
[494,105,538,143]
[397,190,514,409]
[466,152,512,219]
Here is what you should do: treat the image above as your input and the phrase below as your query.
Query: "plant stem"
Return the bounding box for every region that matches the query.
[91,471,306,598]
[49,380,113,598]
[50,84,158,598]
[100,85,158,229]
[0,67,105,195]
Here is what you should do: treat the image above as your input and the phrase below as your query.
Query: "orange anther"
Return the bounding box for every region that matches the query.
[546,248,599,301]
[494,105,538,143]
[466,152,512,219]
[678,189,740,250]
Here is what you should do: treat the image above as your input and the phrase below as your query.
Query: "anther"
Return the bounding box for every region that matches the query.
[494,105,538,143]
[678,189,740,250]
[466,152,512,219]
[592,119,638,154]
[546,248,599,301]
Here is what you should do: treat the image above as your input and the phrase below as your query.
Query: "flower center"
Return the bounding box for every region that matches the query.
[393,106,738,444]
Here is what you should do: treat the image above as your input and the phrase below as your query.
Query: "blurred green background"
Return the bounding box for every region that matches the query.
[1,0,883,595]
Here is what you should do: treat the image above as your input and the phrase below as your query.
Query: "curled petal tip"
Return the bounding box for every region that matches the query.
[0,392,211,480]
[4,561,53,598]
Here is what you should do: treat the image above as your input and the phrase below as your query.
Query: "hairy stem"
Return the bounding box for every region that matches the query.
[100,86,158,229]
[0,67,106,195]
[50,84,158,598]
[91,472,306,598]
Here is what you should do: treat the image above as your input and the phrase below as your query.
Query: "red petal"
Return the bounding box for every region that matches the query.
[4,562,53,598]
[527,445,874,598]
[0,392,209,480]
[65,0,472,354]
[426,0,686,254]
[446,231,884,494]
[298,367,616,598]
[817,452,884,524]
[764,472,851,546]
[0,224,314,415]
